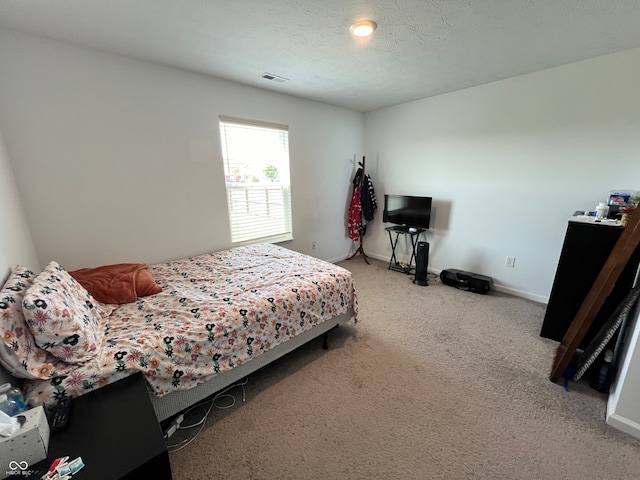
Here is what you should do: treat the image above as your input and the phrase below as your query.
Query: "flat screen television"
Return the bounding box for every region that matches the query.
[382,194,432,229]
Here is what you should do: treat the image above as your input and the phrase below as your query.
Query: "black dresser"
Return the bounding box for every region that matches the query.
[540,218,640,349]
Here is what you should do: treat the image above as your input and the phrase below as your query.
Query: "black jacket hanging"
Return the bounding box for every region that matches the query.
[361,173,377,221]
[351,167,377,232]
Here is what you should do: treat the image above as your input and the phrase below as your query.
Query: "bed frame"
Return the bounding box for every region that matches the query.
[0,310,353,423]
[2,244,357,424]
[151,310,353,421]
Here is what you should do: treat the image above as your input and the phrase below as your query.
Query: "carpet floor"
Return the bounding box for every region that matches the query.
[168,257,640,479]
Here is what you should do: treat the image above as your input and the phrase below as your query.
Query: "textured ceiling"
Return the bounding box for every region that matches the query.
[1,0,640,112]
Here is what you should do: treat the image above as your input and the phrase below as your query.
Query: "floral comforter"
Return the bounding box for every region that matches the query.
[23,244,358,406]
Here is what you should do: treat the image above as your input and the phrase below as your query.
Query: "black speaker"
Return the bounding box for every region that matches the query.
[440,269,493,294]
[413,241,429,286]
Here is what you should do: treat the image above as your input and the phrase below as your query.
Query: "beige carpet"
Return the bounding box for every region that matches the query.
[169,257,640,479]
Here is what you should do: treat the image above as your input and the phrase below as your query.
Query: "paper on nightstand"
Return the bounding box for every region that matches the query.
[0,406,50,479]
[0,410,19,437]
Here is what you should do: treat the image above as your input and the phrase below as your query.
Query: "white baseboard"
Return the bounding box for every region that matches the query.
[337,251,549,304]
[606,411,640,441]
[492,284,548,304]
[330,251,387,264]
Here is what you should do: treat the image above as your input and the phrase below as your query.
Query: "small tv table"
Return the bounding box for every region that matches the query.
[21,373,171,480]
[385,225,425,274]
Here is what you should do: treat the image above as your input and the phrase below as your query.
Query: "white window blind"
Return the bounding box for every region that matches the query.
[219,116,293,245]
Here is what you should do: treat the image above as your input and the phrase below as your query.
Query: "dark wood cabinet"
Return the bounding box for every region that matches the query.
[540,219,640,349]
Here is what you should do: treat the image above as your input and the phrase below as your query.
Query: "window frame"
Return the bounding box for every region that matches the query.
[219,115,293,246]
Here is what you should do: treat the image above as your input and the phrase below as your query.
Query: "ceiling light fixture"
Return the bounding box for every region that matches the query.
[350,20,377,37]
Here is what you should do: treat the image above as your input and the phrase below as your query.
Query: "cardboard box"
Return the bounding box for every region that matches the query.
[0,406,50,479]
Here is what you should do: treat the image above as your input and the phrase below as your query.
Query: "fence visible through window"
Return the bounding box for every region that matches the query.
[219,116,293,244]
[227,185,291,243]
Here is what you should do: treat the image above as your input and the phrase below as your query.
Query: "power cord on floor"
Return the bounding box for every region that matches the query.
[165,377,249,453]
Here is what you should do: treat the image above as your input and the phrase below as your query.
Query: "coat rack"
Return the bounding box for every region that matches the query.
[550,211,640,384]
[346,156,370,264]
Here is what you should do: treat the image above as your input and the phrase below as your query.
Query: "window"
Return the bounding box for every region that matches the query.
[219,116,293,245]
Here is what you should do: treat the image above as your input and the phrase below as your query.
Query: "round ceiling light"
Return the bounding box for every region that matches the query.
[350,20,377,37]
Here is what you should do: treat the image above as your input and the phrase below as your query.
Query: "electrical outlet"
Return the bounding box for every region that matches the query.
[505,256,516,268]
[311,241,317,250]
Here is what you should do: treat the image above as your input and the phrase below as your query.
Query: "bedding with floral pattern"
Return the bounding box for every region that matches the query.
[21,244,358,408]
[22,261,115,364]
[0,265,75,380]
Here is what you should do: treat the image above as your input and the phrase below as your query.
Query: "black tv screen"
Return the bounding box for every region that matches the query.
[383,194,432,229]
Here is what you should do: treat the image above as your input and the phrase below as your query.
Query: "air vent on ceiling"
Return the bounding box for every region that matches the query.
[260,72,289,83]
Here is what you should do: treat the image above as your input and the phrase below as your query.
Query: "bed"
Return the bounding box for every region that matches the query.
[0,243,358,422]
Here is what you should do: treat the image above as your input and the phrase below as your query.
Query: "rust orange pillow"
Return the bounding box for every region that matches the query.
[69,263,162,304]
[135,268,163,298]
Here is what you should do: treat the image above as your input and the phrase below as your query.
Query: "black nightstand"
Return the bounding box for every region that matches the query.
[23,373,171,479]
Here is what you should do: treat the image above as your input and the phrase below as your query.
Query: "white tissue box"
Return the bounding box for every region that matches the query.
[0,406,50,479]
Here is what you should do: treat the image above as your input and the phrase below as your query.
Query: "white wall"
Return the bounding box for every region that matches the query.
[0,28,363,270]
[0,126,39,282]
[364,47,640,302]
[607,303,640,439]
[1,27,639,303]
